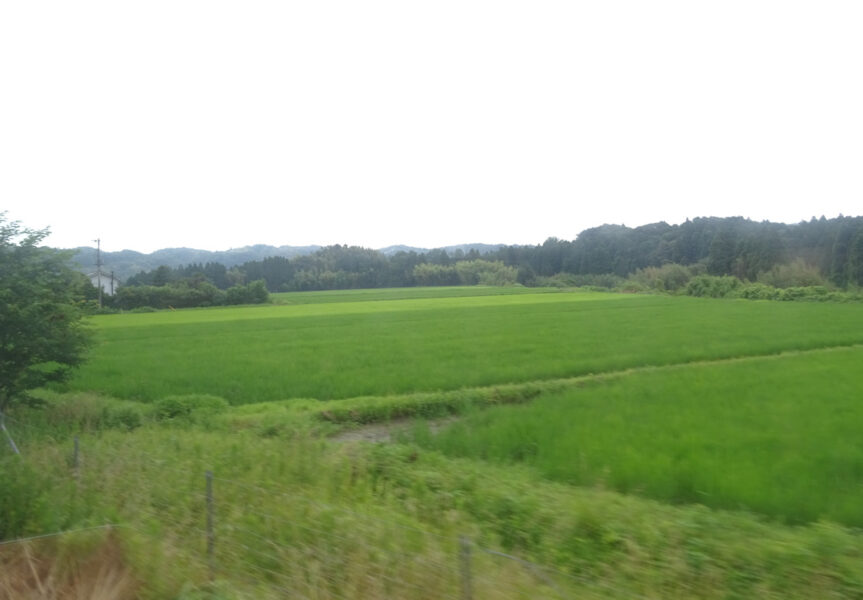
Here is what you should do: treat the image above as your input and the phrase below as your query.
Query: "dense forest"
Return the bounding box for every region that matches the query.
[117,216,863,298]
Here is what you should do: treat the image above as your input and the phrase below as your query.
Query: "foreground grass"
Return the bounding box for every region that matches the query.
[69,291,863,404]
[6,421,863,599]
[403,346,863,526]
[0,530,138,599]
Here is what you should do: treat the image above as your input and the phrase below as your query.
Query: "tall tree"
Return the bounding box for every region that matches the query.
[847,227,863,288]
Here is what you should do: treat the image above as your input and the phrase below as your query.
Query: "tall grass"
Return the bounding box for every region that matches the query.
[405,346,863,525]
[7,422,863,598]
[69,293,863,404]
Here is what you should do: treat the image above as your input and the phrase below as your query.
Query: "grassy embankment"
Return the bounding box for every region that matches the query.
[7,422,863,599]
[5,286,863,598]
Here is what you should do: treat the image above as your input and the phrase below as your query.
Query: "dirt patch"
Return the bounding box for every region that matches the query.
[330,416,458,443]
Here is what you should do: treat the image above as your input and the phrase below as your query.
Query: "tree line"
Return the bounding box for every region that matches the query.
[119,216,863,298]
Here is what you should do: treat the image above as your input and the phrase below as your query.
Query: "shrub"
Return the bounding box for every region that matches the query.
[736,283,780,300]
[154,395,230,422]
[534,273,625,290]
[225,280,269,305]
[629,263,695,292]
[455,260,518,286]
[532,274,578,288]
[412,264,460,287]
[129,306,157,313]
[106,405,144,431]
[573,273,626,289]
[8,392,148,435]
[617,282,648,293]
[758,259,829,289]
[685,275,741,298]
[777,286,831,302]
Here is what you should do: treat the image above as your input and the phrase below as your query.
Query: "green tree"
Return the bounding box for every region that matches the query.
[151,265,173,287]
[848,228,863,288]
[0,215,93,423]
[707,228,738,275]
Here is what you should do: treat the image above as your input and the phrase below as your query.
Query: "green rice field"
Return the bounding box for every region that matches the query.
[63,286,863,526]
[404,345,863,525]
[72,289,863,405]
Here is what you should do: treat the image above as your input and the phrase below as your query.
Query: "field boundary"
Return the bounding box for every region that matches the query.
[311,342,863,428]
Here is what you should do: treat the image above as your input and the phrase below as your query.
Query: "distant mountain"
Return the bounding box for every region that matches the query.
[377,245,428,255]
[378,243,507,256]
[68,243,507,282]
[440,243,507,255]
[69,245,321,282]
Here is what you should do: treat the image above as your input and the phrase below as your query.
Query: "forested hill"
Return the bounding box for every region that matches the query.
[519,215,863,284]
[89,216,863,292]
[69,243,506,282]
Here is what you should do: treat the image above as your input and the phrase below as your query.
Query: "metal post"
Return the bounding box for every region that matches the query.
[0,412,20,455]
[206,470,215,579]
[460,535,472,600]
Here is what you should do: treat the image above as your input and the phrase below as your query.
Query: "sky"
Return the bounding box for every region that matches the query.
[1,1,861,254]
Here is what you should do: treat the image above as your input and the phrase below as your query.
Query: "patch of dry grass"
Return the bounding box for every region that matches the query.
[0,531,137,600]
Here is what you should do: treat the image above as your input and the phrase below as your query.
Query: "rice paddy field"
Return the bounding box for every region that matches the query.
[72,288,863,404]
[403,346,863,526]
[7,286,863,598]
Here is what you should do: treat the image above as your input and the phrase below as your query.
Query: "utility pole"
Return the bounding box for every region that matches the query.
[93,239,104,309]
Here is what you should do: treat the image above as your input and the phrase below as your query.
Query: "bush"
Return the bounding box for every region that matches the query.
[533,274,578,288]
[617,282,648,293]
[736,283,780,300]
[455,260,518,286]
[629,263,695,292]
[412,264,460,287]
[758,259,829,289]
[534,273,625,289]
[685,275,742,298]
[129,306,157,313]
[116,279,272,310]
[572,273,626,289]
[225,280,270,305]
[777,286,830,302]
[106,405,144,431]
[154,394,230,422]
[703,281,862,304]
[7,392,148,435]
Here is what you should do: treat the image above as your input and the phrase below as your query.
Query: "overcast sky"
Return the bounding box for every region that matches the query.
[2,1,861,253]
